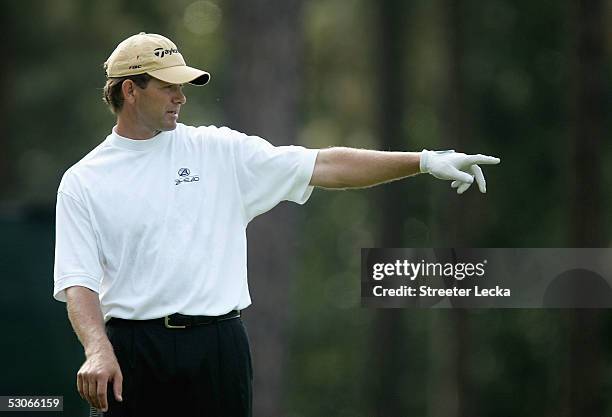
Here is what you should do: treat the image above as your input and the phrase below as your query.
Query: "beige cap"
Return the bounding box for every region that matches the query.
[104,32,210,86]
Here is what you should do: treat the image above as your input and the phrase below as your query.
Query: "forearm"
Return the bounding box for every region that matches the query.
[310,147,421,188]
[66,286,113,356]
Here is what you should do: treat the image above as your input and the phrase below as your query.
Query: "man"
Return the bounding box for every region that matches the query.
[53,32,499,416]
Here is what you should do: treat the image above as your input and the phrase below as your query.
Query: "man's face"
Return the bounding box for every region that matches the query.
[133,77,187,133]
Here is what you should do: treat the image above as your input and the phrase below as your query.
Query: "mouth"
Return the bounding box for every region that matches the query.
[167,110,179,119]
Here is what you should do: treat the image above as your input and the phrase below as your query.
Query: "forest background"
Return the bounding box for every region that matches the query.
[1,1,611,416]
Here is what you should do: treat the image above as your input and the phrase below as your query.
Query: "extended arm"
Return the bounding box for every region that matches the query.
[66,286,122,412]
[309,147,500,193]
[310,147,421,188]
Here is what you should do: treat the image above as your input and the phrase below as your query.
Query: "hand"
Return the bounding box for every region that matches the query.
[77,346,123,412]
[420,149,500,194]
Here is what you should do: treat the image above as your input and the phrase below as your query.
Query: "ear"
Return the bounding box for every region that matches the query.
[121,80,137,105]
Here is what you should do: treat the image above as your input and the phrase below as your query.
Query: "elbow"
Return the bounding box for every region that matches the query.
[310,148,353,188]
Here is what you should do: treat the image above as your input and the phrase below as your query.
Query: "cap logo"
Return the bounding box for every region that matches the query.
[153,47,179,58]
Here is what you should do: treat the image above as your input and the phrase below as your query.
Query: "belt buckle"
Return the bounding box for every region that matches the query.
[164,316,187,329]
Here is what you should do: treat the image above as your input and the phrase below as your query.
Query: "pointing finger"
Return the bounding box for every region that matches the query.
[465,154,500,165]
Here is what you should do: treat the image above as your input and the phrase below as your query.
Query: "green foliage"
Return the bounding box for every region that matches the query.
[3,0,612,415]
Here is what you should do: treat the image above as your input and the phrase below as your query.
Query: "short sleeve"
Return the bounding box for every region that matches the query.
[231,132,319,222]
[53,190,103,302]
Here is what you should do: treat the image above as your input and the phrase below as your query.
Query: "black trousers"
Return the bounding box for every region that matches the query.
[98,316,253,417]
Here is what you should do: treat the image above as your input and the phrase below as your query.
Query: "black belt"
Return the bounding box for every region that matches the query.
[108,310,241,329]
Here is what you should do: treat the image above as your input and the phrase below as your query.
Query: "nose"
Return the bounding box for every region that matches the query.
[173,87,186,105]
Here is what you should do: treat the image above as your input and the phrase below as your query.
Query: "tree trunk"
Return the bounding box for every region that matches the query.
[224,1,303,415]
[368,1,417,416]
[570,1,604,247]
[568,1,605,416]
[433,1,472,416]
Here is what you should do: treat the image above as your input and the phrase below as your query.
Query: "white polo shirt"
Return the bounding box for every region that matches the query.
[53,123,318,321]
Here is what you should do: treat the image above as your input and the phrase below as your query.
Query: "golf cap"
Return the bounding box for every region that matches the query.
[104,32,210,86]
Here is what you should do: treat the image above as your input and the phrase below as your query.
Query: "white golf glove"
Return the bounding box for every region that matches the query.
[420,149,500,194]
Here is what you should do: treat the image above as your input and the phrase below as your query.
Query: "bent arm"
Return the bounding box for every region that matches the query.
[309,147,421,189]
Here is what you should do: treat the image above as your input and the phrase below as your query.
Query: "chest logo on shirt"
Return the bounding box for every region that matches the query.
[175,167,200,186]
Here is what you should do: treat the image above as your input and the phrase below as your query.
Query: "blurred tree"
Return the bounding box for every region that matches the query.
[568,0,606,416]
[0,4,13,194]
[570,0,604,246]
[435,1,472,416]
[224,1,304,415]
[367,1,425,416]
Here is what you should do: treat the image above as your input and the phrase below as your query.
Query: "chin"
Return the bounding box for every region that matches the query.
[160,122,178,131]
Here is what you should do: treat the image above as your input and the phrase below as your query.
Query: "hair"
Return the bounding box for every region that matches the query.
[102,73,153,115]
